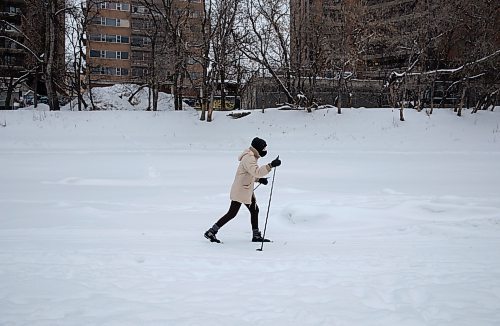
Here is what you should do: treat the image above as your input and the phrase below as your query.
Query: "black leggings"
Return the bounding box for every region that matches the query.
[215,196,259,230]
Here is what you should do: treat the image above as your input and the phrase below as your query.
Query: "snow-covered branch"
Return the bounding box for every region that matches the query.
[0,36,43,63]
[423,49,500,76]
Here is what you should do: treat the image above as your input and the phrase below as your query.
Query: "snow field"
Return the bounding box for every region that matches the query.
[0,107,499,325]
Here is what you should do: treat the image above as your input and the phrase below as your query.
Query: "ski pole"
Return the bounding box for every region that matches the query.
[257,156,278,252]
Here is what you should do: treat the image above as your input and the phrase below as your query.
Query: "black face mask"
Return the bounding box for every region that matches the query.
[259,150,267,157]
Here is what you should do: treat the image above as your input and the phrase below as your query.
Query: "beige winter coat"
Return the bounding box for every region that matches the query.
[230,147,272,204]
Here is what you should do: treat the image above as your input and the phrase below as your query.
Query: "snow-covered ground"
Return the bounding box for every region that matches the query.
[59,84,192,111]
[1,106,499,325]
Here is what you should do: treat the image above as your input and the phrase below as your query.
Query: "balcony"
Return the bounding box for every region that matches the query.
[131,44,151,51]
[131,61,149,67]
[0,47,25,54]
[0,11,20,18]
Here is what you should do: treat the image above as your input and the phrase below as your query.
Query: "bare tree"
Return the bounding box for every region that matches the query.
[291,1,329,108]
[41,0,67,111]
[166,0,194,111]
[1,4,44,108]
[212,0,239,114]
[0,34,37,109]
[65,0,99,111]
[235,0,295,105]
[379,0,499,118]
[451,0,499,116]
[136,0,166,111]
[198,0,215,121]
[129,0,201,112]
[322,1,370,114]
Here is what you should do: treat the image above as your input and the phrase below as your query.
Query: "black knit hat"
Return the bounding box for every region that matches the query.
[251,137,267,152]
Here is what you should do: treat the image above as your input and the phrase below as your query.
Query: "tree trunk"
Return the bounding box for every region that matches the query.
[147,87,152,111]
[208,90,214,122]
[178,73,184,110]
[389,85,396,108]
[128,84,147,105]
[87,73,96,110]
[76,61,82,111]
[220,69,226,111]
[400,103,405,121]
[417,90,424,112]
[429,80,435,115]
[34,68,39,108]
[337,77,342,114]
[5,76,13,109]
[153,84,159,111]
[45,0,59,111]
[173,76,180,111]
[457,86,466,117]
[199,86,206,121]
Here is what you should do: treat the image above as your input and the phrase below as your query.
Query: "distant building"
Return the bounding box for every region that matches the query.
[0,0,65,109]
[86,0,204,96]
[285,0,500,108]
[290,0,421,79]
[0,0,25,78]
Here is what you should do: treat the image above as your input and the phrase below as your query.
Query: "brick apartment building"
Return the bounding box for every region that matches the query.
[0,0,26,83]
[0,0,65,109]
[1,0,34,108]
[86,0,204,96]
[290,0,420,79]
[288,0,499,109]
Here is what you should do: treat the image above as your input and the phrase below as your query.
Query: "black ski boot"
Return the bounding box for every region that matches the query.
[252,230,271,243]
[204,229,221,243]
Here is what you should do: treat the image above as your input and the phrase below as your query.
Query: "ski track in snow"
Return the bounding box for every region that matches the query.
[0,109,500,325]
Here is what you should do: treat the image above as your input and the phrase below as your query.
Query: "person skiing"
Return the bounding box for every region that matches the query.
[204,137,282,243]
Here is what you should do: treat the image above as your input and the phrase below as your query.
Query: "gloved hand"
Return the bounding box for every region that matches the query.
[258,178,268,185]
[270,156,281,168]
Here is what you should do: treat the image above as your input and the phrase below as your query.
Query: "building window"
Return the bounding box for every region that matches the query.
[189,72,201,80]
[132,51,151,61]
[105,34,116,43]
[90,66,129,76]
[2,55,19,65]
[131,36,151,47]
[131,36,142,47]
[89,34,102,41]
[95,17,128,27]
[189,10,202,18]
[131,20,151,29]
[89,50,129,60]
[90,34,129,43]
[100,2,130,11]
[132,68,148,77]
[116,3,130,11]
[117,68,129,76]
[107,18,118,26]
[132,5,148,14]
[4,6,21,14]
